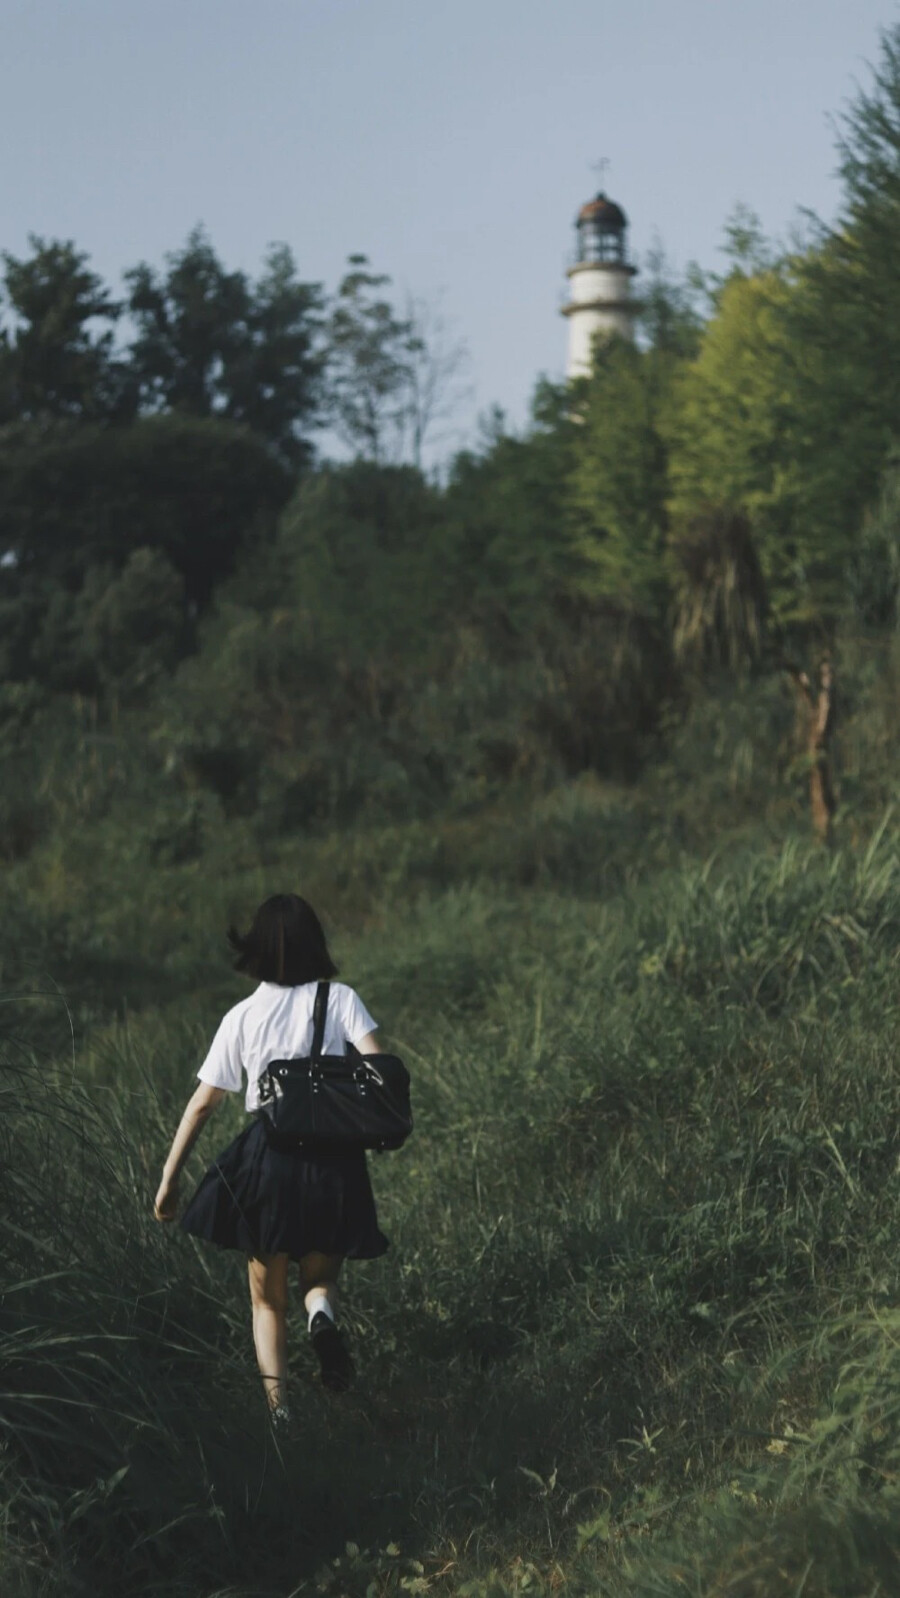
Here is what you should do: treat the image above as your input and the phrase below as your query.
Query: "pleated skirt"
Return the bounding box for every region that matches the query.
[180,1119,389,1262]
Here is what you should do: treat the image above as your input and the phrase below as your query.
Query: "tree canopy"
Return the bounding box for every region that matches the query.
[125,228,326,465]
[6,21,900,805]
[0,238,133,422]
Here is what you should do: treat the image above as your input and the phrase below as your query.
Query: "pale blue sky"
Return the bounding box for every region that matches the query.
[2,0,898,454]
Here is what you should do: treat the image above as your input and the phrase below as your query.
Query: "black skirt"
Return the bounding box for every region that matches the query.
[180,1119,389,1262]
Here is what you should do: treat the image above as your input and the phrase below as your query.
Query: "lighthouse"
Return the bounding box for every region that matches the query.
[561,191,638,379]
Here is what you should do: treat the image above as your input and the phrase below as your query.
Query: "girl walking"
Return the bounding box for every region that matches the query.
[153,894,388,1422]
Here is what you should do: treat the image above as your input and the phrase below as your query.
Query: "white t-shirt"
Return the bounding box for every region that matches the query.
[197,980,378,1112]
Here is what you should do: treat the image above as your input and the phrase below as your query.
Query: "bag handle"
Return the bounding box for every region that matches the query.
[311,980,330,1061]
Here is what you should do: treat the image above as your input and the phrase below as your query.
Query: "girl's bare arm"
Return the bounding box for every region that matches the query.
[154,1082,227,1220]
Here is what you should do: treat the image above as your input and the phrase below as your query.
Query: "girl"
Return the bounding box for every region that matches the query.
[153,893,387,1423]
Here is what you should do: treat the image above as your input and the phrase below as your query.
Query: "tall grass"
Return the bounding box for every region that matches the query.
[5,801,900,1593]
[3,651,900,1593]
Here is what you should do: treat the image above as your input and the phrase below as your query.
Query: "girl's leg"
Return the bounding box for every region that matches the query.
[298,1251,353,1390]
[298,1249,343,1322]
[247,1253,290,1411]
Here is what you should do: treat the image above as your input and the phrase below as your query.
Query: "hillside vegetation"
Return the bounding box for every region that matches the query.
[6,23,900,1598]
[4,661,900,1598]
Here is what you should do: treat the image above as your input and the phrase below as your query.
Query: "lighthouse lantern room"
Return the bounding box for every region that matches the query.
[562,191,638,379]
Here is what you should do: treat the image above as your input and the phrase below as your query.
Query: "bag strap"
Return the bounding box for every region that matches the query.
[311,980,330,1061]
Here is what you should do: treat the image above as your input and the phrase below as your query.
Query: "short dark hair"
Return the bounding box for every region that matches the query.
[228,894,338,986]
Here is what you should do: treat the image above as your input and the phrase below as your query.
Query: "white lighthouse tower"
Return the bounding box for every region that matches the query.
[561,191,638,379]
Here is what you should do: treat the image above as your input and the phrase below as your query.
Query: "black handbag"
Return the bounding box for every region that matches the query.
[256,981,412,1152]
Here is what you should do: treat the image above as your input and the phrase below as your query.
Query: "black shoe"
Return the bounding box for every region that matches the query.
[309,1311,354,1392]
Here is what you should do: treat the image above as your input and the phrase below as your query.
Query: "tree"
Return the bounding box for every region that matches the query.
[399,293,470,468]
[569,339,671,616]
[718,202,776,277]
[0,414,292,609]
[784,656,837,845]
[666,267,813,621]
[668,270,791,519]
[660,162,900,629]
[846,451,900,628]
[445,380,670,777]
[637,243,706,360]
[326,256,416,463]
[0,237,131,422]
[126,228,325,465]
[772,24,900,614]
[325,260,471,467]
[670,508,768,672]
[222,243,327,464]
[443,380,583,626]
[25,547,188,699]
[272,462,449,669]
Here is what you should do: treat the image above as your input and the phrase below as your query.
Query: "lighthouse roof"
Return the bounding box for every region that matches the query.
[577,192,627,230]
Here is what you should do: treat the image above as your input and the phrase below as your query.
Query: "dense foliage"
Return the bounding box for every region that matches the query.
[4,22,900,772]
[6,20,900,1597]
[4,661,900,1597]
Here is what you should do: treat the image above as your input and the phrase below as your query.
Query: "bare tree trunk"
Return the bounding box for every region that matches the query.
[787,658,836,844]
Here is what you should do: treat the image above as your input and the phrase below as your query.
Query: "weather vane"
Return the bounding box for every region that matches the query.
[592,157,610,191]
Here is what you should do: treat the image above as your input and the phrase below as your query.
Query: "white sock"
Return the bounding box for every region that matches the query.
[306,1289,335,1332]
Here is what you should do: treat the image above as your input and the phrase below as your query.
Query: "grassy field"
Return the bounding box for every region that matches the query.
[4,662,900,1596]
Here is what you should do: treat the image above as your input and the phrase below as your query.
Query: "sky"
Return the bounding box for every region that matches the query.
[2,0,898,457]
